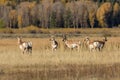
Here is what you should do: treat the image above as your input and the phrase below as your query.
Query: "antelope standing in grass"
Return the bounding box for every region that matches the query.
[84,37,107,52]
[17,37,32,54]
[49,36,58,51]
[62,35,81,52]
[94,36,107,51]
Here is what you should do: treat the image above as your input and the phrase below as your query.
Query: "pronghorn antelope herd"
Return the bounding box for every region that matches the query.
[17,37,32,54]
[17,35,108,54]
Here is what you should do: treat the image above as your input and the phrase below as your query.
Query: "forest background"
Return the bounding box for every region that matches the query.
[0,0,119,31]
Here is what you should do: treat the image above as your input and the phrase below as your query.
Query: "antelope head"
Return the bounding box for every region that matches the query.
[62,35,67,42]
[49,36,55,41]
[103,36,107,42]
[84,37,90,42]
[17,37,22,44]
[84,37,91,45]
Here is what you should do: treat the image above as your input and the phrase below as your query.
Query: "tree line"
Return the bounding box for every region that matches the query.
[0,0,120,29]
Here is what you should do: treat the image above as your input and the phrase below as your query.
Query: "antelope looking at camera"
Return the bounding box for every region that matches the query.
[62,35,81,52]
[49,36,58,51]
[17,37,32,54]
[84,37,107,52]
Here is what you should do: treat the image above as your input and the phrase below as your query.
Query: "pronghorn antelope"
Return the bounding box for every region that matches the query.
[49,36,58,51]
[62,35,81,52]
[84,37,107,52]
[84,37,98,52]
[17,37,32,54]
[94,36,107,51]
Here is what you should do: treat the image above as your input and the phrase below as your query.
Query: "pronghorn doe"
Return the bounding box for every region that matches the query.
[62,35,81,52]
[17,37,32,54]
[84,37,107,52]
[49,36,58,51]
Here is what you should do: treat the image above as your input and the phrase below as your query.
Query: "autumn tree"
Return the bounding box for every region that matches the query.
[85,1,98,28]
[0,5,12,28]
[51,1,64,28]
[112,2,120,27]
[96,2,112,27]
[9,10,17,28]
[64,8,72,28]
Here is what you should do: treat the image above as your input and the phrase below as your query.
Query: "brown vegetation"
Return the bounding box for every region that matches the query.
[0,26,120,38]
[0,37,120,80]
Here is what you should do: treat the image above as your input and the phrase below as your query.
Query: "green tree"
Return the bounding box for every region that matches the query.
[50,12,57,28]
[64,8,72,28]
[0,19,5,28]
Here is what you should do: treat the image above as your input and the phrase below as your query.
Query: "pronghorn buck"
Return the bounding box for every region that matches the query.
[17,37,32,54]
[62,35,81,52]
[94,36,107,51]
[49,36,58,51]
[84,37,107,52]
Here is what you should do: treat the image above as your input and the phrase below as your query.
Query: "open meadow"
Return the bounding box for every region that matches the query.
[0,36,120,80]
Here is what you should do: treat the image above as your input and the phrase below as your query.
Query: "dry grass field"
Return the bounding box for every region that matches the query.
[0,36,120,80]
